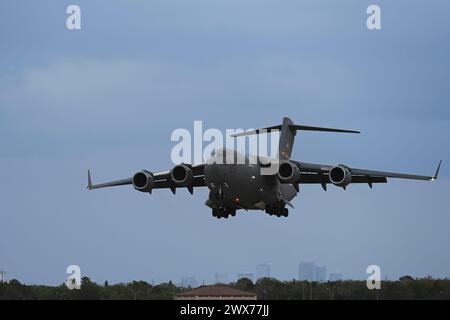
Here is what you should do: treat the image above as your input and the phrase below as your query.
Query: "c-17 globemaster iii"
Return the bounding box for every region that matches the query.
[88,117,441,219]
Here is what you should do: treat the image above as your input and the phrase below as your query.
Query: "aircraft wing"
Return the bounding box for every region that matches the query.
[291,160,441,189]
[87,164,206,194]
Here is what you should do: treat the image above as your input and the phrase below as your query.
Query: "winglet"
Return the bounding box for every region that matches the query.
[87,170,93,190]
[432,160,442,181]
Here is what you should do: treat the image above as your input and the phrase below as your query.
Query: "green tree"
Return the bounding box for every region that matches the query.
[235,278,254,292]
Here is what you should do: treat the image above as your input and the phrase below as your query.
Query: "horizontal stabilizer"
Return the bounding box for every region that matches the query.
[230,125,282,137]
[230,117,359,161]
[230,123,359,137]
[290,125,360,134]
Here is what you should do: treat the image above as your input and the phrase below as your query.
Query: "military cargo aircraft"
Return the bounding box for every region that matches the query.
[88,117,441,219]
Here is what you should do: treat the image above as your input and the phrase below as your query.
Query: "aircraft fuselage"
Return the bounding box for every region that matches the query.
[203,149,296,217]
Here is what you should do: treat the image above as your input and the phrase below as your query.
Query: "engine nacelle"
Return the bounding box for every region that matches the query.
[170,164,193,185]
[132,170,154,192]
[277,161,301,184]
[329,165,352,188]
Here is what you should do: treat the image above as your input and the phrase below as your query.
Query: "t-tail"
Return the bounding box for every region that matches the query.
[231,116,360,160]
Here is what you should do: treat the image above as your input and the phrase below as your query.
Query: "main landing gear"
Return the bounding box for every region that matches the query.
[212,206,236,219]
[265,206,289,217]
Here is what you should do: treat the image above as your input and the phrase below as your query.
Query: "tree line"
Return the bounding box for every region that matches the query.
[1,276,450,300]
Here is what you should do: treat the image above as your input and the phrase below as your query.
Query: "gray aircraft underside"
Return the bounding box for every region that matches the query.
[88,117,441,219]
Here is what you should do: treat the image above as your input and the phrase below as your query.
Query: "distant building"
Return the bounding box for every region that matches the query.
[237,273,254,282]
[329,273,343,282]
[256,263,271,280]
[176,285,257,300]
[0,271,5,283]
[180,276,199,288]
[315,266,327,283]
[214,273,229,284]
[298,262,316,281]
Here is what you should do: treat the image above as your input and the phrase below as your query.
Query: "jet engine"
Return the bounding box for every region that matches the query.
[277,161,301,184]
[329,165,352,188]
[132,170,154,192]
[170,164,193,185]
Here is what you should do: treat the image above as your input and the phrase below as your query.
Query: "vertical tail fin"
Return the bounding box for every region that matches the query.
[278,117,296,160]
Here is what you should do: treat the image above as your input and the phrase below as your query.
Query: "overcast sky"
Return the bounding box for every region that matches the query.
[1,0,449,285]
